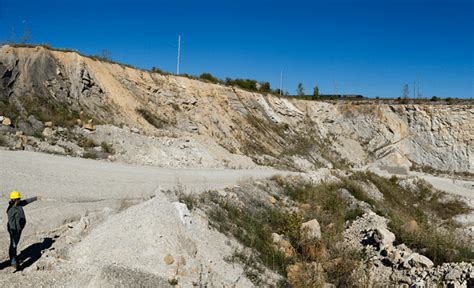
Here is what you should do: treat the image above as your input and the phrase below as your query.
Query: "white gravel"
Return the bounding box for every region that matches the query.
[0,149,287,287]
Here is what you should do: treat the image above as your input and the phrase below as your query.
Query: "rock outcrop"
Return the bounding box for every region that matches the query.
[0,45,472,173]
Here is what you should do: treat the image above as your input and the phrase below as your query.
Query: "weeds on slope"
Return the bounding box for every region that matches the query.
[201,179,366,287]
[346,172,473,265]
[282,181,365,287]
[241,113,350,171]
[207,195,290,276]
[195,173,472,286]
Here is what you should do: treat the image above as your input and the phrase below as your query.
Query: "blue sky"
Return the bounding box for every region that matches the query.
[0,0,472,98]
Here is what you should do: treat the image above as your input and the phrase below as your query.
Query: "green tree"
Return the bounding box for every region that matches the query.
[297,83,305,96]
[259,82,271,93]
[312,85,320,99]
[199,73,220,84]
[151,67,163,74]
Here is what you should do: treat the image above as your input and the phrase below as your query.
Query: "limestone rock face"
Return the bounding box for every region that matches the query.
[0,45,472,173]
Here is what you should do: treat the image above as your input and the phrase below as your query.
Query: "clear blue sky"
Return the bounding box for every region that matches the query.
[0,0,472,98]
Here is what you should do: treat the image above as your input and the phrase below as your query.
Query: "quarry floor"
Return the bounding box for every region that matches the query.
[0,150,287,286]
[0,149,471,287]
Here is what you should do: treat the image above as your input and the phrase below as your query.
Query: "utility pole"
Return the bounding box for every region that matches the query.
[416,78,422,98]
[279,70,283,95]
[176,34,181,75]
[413,81,416,100]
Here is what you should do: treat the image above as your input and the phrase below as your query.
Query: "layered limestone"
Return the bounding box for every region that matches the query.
[0,45,472,173]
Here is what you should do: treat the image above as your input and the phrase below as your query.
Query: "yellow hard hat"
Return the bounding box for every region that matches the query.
[10,191,22,200]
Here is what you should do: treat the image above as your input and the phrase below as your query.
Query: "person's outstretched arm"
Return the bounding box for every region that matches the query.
[19,197,38,206]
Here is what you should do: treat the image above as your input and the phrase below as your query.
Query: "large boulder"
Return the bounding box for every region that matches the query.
[404,252,434,269]
[1,116,12,126]
[28,115,44,133]
[271,233,295,258]
[373,227,395,248]
[42,127,53,138]
[301,219,321,241]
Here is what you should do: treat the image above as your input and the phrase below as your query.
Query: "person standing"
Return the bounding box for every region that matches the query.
[6,191,38,270]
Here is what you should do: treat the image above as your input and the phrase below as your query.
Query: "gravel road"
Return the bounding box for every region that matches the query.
[0,149,287,282]
[0,149,285,201]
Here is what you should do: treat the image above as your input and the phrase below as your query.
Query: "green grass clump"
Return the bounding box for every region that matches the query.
[77,136,96,148]
[0,135,8,147]
[208,199,288,277]
[83,150,99,159]
[178,192,197,211]
[100,142,115,154]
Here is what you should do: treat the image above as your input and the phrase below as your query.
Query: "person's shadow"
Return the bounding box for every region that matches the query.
[0,237,55,271]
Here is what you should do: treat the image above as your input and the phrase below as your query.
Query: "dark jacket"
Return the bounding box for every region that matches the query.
[7,197,37,232]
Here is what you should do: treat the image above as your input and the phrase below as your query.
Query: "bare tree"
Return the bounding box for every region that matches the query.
[99,49,112,61]
[20,26,31,44]
[297,83,305,96]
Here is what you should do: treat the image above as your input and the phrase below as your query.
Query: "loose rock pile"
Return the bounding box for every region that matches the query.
[345,211,473,287]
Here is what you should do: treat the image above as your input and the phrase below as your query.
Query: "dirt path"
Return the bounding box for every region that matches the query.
[0,150,288,285]
[0,149,286,230]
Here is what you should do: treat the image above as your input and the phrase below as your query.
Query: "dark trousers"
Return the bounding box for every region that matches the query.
[8,230,21,265]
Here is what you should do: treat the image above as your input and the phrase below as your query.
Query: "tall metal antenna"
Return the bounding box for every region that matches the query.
[279,70,283,95]
[413,81,416,99]
[176,34,181,75]
[417,79,421,98]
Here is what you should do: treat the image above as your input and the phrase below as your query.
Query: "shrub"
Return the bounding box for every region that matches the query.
[199,73,221,84]
[150,66,164,74]
[83,150,99,159]
[101,142,115,154]
[77,136,96,148]
[33,131,45,140]
[0,134,7,147]
[225,78,258,91]
[259,82,271,93]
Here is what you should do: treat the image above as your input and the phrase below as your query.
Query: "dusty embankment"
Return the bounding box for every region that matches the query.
[0,149,287,287]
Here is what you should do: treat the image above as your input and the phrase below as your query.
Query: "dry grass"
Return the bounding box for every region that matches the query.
[282,181,366,286]
[83,150,99,159]
[0,134,7,147]
[101,142,115,154]
[136,108,166,129]
[203,179,367,286]
[348,171,473,264]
